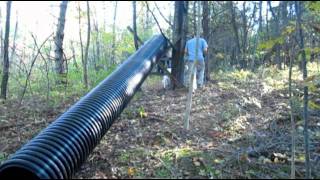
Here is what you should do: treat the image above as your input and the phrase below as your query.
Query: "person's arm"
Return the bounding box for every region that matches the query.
[203,39,208,56]
[184,43,188,56]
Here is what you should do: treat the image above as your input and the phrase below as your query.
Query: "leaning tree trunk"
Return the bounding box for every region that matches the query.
[54,1,68,75]
[1,1,12,100]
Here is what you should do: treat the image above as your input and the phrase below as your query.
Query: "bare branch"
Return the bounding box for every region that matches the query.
[19,33,53,105]
[145,1,175,49]
[154,2,173,28]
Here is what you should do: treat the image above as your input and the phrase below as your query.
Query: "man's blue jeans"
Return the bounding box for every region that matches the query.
[185,60,205,90]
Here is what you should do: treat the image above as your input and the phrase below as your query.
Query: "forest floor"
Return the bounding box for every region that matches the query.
[0,66,320,179]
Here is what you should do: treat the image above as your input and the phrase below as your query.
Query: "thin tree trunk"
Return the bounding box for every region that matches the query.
[102,1,106,32]
[133,1,139,51]
[127,26,143,45]
[229,1,241,68]
[70,41,79,69]
[202,1,210,82]
[268,1,281,69]
[93,21,99,71]
[79,3,85,87]
[289,41,295,179]
[242,2,248,68]
[266,5,269,42]
[83,1,91,89]
[281,1,288,68]
[111,1,118,64]
[193,1,196,34]
[0,8,3,63]
[54,1,68,75]
[20,34,52,104]
[295,1,310,178]
[258,1,263,34]
[310,36,315,63]
[10,15,18,63]
[1,1,12,100]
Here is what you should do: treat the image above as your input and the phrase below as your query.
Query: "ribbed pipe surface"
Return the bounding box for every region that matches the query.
[0,35,167,179]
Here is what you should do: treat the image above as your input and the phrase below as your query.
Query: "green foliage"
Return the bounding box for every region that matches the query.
[257,37,284,51]
[0,152,7,163]
[137,106,146,118]
[117,30,136,61]
[154,166,171,178]
[229,69,254,81]
[219,103,240,122]
[281,23,296,36]
[304,47,320,61]
[290,96,302,115]
[306,1,320,13]
[89,64,117,87]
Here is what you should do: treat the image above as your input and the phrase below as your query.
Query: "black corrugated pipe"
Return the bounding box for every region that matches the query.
[0,35,167,179]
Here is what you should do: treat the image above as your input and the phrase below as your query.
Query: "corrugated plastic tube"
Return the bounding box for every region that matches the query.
[0,35,167,179]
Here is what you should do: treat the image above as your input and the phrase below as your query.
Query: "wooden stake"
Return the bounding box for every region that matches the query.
[184,1,200,130]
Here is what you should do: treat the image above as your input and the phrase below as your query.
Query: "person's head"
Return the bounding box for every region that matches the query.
[187,33,196,39]
[190,32,203,38]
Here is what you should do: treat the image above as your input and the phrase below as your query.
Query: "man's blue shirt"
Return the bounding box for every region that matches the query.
[185,37,208,61]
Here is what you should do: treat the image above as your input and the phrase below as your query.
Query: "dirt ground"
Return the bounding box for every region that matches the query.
[0,74,319,179]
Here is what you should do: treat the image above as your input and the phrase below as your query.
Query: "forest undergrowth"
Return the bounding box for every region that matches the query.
[0,63,319,179]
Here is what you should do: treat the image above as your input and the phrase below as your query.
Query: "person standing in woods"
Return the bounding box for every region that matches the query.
[184,33,208,91]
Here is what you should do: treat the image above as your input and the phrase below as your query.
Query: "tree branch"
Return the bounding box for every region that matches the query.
[19,33,53,105]
[145,1,175,49]
[154,2,173,28]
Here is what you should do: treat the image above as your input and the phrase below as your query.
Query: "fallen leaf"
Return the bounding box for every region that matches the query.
[127,167,136,176]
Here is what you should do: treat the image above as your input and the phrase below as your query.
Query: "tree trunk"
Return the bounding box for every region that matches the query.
[111,1,118,64]
[229,1,241,68]
[268,1,281,69]
[310,35,315,63]
[1,1,12,100]
[241,2,248,68]
[281,1,288,28]
[258,1,263,34]
[93,21,99,71]
[79,3,85,88]
[202,1,210,81]
[288,40,295,179]
[281,1,288,68]
[54,1,68,75]
[0,8,3,63]
[10,16,18,63]
[133,1,139,51]
[172,1,188,89]
[83,1,91,89]
[266,5,269,41]
[295,1,310,178]
[70,41,78,69]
